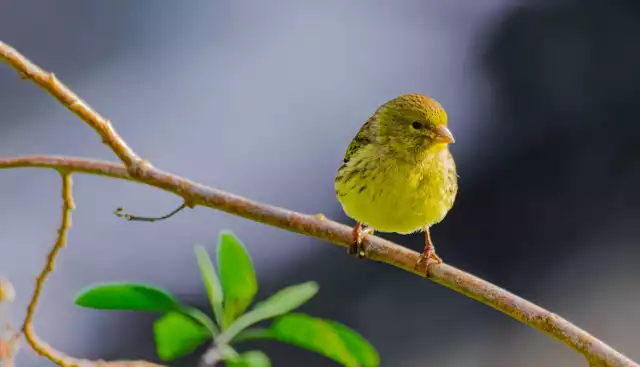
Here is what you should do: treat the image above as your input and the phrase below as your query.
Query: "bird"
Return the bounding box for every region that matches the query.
[334,93,457,270]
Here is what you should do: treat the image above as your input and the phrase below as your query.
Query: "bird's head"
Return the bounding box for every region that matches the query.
[374,94,454,161]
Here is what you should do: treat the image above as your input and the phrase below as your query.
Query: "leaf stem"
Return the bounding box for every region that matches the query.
[230,328,275,343]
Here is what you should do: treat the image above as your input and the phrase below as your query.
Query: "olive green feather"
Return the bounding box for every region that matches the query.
[343,118,374,164]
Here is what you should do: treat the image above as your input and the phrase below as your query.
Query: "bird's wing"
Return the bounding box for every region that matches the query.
[343,117,374,164]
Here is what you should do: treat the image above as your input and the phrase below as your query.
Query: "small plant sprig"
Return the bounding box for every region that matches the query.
[74,231,379,367]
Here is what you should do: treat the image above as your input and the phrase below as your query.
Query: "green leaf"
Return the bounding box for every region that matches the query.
[153,311,212,361]
[225,350,271,367]
[269,314,379,367]
[194,244,224,329]
[181,306,218,336]
[217,281,318,344]
[74,282,181,312]
[218,231,258,328]
[325,320,380,367]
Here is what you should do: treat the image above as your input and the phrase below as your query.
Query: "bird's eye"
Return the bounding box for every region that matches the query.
[412,121,423,129]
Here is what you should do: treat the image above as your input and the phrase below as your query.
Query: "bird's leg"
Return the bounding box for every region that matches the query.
[415,227,442,273]
[349,221,373,258]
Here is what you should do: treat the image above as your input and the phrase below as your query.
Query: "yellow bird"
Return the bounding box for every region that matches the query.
[334,94,457,268]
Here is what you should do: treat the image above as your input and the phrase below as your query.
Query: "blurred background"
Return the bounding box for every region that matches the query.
[1,0,639,366]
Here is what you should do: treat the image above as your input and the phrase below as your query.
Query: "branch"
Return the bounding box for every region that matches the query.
[12,173,163,367]
[0,41,637,367]
[19,172,74,365]
[0,43,142,171]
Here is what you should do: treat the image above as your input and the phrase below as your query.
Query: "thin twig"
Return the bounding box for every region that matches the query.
[114,203,187,222]
[0,42,143,171]
[11,173,165,367]
[18,172,74,364]
[0,41,638,367]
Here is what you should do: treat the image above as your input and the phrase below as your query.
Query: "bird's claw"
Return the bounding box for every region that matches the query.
[349,222,373,258]
[413,228,442,276]
[347,243,361,257]
[414,248,442,277]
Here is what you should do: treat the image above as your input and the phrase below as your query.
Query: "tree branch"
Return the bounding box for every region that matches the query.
[10,173,163,367]
[19,172,74,365]
[0,44,141,171]
[0,40,637,367]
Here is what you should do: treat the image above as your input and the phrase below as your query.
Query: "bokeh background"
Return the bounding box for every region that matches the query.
[1,1,639,366]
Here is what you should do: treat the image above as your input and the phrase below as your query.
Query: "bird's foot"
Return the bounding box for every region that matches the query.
[415,248,442,266]
[414,249,442,277]
[414,228,442,276]
[349,222,373,259]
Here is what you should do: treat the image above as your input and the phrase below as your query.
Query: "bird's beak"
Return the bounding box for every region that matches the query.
[433,125,455,144]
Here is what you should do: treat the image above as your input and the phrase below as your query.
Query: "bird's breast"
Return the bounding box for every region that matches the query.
[335,147,457,234]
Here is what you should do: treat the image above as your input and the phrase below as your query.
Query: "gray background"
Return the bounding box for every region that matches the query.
[1,0,639,366]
